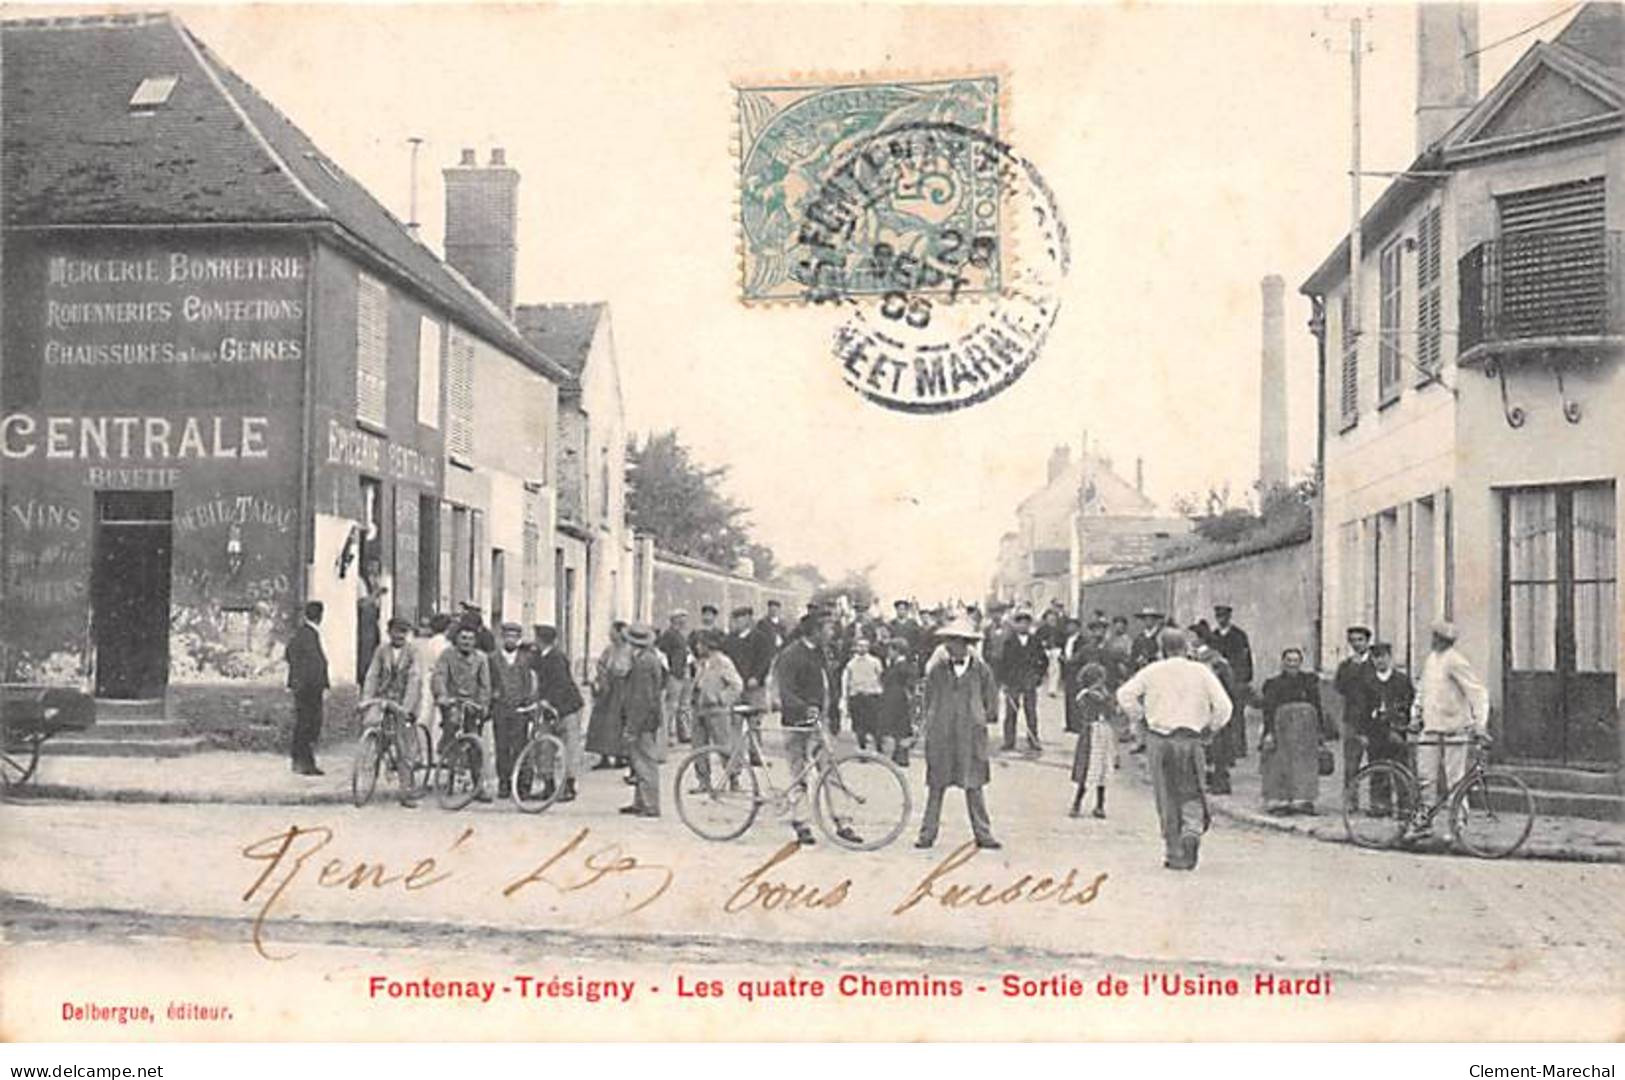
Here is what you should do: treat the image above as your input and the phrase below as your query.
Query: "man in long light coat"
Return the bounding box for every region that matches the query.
[915,618,1002,850]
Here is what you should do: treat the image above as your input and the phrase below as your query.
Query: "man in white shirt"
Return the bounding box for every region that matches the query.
[1116,628,1233,870]
[842,638,885,751]
[1408,620,1490,838]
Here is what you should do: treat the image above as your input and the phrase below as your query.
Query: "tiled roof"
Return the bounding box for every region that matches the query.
[1,11,567,383]
[1557,1,1623,83]
[515,302,605,392]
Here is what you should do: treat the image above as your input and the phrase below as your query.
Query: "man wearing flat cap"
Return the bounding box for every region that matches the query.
[1334,624,1376,790]
[490,622,538,802]
[361,614,423,804]
[774,613,860,846]
[1209,604,1254,763]
[916,617,1002,850]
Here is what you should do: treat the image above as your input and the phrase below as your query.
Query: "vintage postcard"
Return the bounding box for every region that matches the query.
[1,0,1622,1045]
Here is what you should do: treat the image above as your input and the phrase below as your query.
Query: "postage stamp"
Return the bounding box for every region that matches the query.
[736,76,1004,304]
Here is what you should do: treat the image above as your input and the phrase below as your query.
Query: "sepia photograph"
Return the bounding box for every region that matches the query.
[0,0,1621,1048]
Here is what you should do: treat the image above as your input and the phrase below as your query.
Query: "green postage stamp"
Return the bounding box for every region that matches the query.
[736,76,1003,304]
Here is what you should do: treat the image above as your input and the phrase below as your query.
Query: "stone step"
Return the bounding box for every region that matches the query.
[74,717,193,740]
[44,735,210,758]
[1504,764,1623,797]
[1526,788,1625,823]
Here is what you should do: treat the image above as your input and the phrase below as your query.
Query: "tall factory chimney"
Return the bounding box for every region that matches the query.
[443,147,519,318]
[1416,3,1480,154]
[1259,274,1289,494]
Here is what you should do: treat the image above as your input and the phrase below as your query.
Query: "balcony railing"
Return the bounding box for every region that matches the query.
[1459,230,1623,358]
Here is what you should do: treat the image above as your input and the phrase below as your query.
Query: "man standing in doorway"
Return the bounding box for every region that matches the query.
[285,601,329,776]
[998,610,1047,753]
[1116,627,1233,870]
[527,624,585,803]
[915,617,1002,851]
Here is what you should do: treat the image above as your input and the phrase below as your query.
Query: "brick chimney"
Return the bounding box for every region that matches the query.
[444,147,519,318]
[1259,274,1289,493]
[1047,445,1072,484]
[1416,3,1479,154]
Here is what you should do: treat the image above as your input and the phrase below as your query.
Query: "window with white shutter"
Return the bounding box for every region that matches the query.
[1339,292,1358,427]
[447,326,476,462]
[355,273,389,430]
[1378,241,1403,405]
[1416,205,1442,380]
[417,317,442,428]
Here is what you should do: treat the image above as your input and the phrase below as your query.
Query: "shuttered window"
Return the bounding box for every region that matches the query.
[1378,241,1403,405]
[447,325,476,461]
[1495,177,1607,339]
[1339,292,1358,427]
[1416,205,1442,379]
[355,273,389,430]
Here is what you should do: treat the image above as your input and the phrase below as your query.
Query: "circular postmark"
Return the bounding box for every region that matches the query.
[794,121,1070,414]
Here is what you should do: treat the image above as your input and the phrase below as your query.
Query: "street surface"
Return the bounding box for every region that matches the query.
[3,696,1621,1040]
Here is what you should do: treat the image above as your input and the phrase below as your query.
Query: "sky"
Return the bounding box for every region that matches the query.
[42,0,1571,600]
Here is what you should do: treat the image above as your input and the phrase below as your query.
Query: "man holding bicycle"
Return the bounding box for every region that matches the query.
[775,614,860,847]
[361,615,424,807]
[432,624,494,802]
[1407,620,1490,841]
[491,622,539,802]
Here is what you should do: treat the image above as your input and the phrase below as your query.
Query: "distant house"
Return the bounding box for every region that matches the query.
[517,301,632,678]
[991,444,1189,614]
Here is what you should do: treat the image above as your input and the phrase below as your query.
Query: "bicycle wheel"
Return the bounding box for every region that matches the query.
[1451,771,1535,859]
[513,735,568,814]
[351,729,383,807]
[814,751,911,851]
[402,723,434,798]
[1,730,42,789]
[437,734,483,810]
[674,746,759,841]
[1342,761,1417,850]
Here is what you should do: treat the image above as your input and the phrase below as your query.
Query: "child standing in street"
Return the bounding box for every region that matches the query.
[1070,663,1117,818]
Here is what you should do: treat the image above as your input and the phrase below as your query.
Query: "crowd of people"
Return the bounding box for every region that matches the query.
[283,587,1493,866]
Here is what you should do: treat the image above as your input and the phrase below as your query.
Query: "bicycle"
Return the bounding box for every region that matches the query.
[673,706,912,851]
[510,700,568,814]
[435,699,490,811]
[350,697,433,807]
[1342,729,1535,858]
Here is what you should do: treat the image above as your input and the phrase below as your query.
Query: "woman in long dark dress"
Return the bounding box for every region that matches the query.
[585,621,633,768]
[1259,647,1324,814]
[878,640,918,766]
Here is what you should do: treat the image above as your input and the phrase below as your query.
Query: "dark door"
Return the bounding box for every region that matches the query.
[92,491,173,699]
[1502,482,1618,766]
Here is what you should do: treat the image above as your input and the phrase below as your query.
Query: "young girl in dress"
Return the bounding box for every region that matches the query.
[1069,663,1117,818]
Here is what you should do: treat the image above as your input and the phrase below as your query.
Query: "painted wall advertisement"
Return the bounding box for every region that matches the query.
[0,233,307,687]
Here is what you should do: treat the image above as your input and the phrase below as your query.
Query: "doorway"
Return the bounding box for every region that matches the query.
[91,491,173,699]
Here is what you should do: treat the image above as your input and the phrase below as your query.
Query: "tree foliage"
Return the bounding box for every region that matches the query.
[625,430,779,580]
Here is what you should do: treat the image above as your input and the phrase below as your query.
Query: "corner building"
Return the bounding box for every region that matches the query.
[0,13,569,712]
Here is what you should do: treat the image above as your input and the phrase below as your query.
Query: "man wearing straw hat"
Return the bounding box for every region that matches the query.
[915,616,1002,851]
